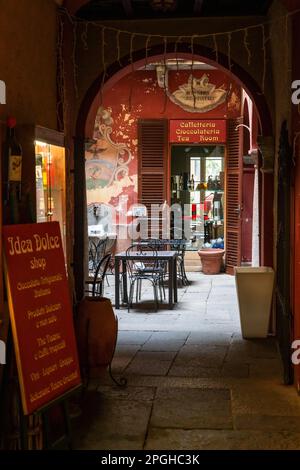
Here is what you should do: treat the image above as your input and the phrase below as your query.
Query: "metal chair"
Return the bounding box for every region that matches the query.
[126,244,164,312]
[140,238,167,250]
[88,236,108,275]
[138,239,167,298]
[85,253,112,297]
[170,239,189,286]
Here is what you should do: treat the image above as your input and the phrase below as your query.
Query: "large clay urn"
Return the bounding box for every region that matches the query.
[198,248,225,275]
[76,297,118,379]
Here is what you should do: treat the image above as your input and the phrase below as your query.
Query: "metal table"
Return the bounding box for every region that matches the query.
[114,250,178,309]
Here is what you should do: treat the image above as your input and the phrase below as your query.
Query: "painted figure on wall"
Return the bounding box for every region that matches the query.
[85,107,132,191]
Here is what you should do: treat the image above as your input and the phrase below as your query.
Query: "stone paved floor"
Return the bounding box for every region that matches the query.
[73,273,300,450]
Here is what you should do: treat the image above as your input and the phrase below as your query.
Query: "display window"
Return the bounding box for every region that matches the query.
[35,141,66,254]
[171,145,225,251]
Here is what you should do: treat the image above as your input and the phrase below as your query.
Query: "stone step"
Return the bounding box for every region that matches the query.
[184,253,200,260]
[185,266,201,272]
[185,260,201,266]
[184,251,202,272]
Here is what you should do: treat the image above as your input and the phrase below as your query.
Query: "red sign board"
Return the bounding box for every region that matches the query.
[3,222,81,415]
[169,119,227,144]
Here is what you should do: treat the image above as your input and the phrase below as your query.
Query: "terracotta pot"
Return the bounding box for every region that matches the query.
[76,297,118,378]
[197,249,225,275]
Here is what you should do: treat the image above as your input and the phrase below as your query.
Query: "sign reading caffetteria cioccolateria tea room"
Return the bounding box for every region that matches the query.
[169,119,227,144]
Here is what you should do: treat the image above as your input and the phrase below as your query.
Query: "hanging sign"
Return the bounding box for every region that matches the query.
[3,222,81,415]
[169,119,227,144]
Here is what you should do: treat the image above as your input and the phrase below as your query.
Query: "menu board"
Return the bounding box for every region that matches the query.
[2,222,81,415]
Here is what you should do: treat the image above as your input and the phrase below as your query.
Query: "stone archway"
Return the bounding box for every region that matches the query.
[73,44,274,298]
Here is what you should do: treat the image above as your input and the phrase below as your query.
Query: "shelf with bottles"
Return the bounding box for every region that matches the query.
[172,188,224,193]
[171,173,224,193]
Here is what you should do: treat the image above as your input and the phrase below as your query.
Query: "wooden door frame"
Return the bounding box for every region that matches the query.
[168,141,227,257]
[276,121,293,384]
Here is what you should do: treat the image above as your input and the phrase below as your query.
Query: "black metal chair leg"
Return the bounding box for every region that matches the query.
[128,282,134,312]
[161,276,166,300]
[153,282,158,312]
[182,262,189,285]
[158,280,163,302]
[135,279,141,303]
[108,363,128,387]
[120,275,123,300]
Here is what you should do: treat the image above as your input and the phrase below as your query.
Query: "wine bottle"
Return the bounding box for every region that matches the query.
[179,173,184,191]
[207,176,213,190]
[190,174,195,190]
[4,117,22,203]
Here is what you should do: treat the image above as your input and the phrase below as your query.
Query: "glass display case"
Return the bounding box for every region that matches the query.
[171,145,225,251]
[35,139,66,253]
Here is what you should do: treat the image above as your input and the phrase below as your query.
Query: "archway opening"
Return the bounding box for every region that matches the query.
[74,44,273,292]
[81,52,269,278]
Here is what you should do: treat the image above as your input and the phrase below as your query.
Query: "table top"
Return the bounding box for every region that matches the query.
[115,250,177,260]
[133,239,188,245]
[88,233,117,239]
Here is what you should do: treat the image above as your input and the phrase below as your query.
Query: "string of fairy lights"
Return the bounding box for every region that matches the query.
[56,6,300,147]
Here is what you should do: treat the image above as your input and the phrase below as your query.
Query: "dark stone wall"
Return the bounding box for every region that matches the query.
[0,0,58,128]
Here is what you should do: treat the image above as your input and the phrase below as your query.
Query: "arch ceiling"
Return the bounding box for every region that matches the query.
[63,0,274,19]
[77,48,272,138]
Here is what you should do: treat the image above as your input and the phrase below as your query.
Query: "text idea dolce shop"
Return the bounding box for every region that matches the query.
[7,232,60,271]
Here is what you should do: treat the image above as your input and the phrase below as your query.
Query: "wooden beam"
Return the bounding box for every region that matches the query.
[122,0,134,17]
[194,0,204,14]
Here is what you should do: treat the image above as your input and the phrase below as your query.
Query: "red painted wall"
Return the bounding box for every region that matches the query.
[242,169,255,262]
[86,68,242,253]
[88,69,241,207]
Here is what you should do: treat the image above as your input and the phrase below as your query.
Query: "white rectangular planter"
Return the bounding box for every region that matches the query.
[234,267,274,339]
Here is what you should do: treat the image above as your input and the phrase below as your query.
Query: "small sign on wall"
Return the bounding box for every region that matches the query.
[169,119,227,144]
[0,80,6,104]
[3,222,81,415]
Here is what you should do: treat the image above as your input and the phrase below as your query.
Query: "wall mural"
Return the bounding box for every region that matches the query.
[85,69,241,226]
[85,107,132,191]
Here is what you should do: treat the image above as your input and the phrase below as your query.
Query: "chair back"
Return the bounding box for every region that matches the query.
[170,239,186,257]
[92,252,112,296]
[140,238,167,251]
[88,236,108,274]
[125,243,158,278]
